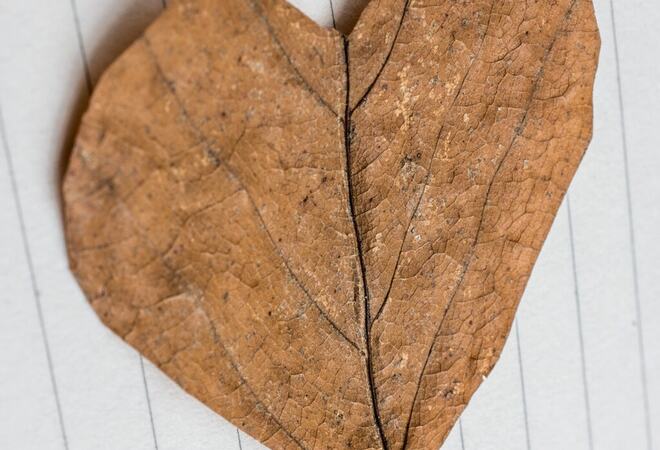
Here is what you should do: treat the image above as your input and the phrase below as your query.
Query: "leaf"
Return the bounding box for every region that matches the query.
[63,0,600,448]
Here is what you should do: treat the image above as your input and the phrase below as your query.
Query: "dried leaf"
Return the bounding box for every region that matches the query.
[63,0,600,448]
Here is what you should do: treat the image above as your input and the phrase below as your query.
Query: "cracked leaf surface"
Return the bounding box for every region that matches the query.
[63,0,600,448]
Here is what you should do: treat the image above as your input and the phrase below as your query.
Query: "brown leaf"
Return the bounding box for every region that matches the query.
[62,0,600,448]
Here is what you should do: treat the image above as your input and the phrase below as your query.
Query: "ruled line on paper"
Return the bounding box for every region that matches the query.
[0,103,69,450]
[458,419,465,450]
[237,428,244,450]
[329,0,337,29]
[514,321,531,450]
[68,0,92,92]
[608,2,653,449]
[566,194,595,450]
[140,356,160,450]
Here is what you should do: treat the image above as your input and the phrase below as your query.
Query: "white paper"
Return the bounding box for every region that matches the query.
[1,1,658,449]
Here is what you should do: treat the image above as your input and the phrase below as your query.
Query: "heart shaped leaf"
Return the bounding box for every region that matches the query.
[63,0,600,448]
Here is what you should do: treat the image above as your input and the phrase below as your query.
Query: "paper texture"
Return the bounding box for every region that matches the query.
[1,1,658,449]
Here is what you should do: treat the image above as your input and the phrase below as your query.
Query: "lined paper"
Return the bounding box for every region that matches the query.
[1,1,657,449]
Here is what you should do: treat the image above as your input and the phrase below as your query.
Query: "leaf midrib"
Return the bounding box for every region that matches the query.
[341,36,389,450]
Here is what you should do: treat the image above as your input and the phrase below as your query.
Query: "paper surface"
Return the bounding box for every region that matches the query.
[0,1,658,449]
